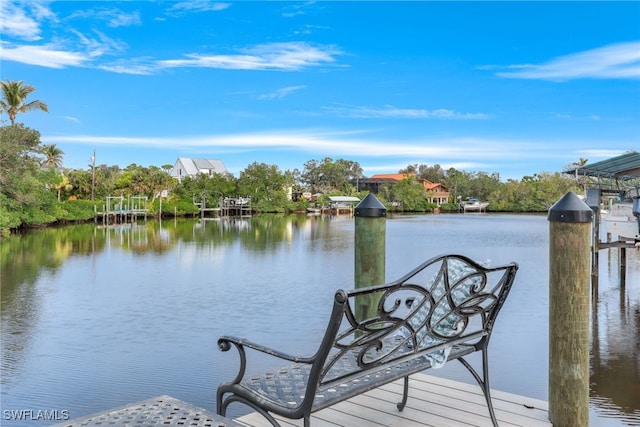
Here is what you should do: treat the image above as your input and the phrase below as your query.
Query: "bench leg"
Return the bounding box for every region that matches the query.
[457,348,500,427]
[396,376,409,411]
[218,392,283,427]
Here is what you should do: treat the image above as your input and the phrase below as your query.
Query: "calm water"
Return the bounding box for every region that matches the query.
[1,214,638,426]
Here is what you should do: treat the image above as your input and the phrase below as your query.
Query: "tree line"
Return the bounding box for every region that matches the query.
[1,80,581,234]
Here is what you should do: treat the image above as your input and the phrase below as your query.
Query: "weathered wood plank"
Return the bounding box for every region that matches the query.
[387,375,550,424]
[235,373,551,427]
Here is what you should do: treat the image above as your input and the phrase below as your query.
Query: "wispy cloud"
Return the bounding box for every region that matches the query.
[41,130,532,161]
[106,10,141,27]
[0,44,88,68]
[281,1,317,18]
[577,149,635,161]
[553,112,602,121]
[2,3,339,74]
[365,160,483,173]
[68,8,141,28]
[165,1,231,17]
[157,42,342,71]
[43,130,633,177]
[97,61,157,75]
[323,104,492,119]
[1,38,341,73]
[0,2,129,69]
[494,41,640,80]
[292,24,330,36]
[0,27,127,69]
[259,86,307,100]
[71,29,128,57]
[0,1,54,41]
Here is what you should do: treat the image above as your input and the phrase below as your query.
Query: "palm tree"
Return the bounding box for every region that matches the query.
[571,157,589,193]
[41,144,64,168]
[0,80,49,125]
[54,174,73,202]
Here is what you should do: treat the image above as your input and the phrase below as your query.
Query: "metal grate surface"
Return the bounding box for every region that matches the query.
[51,395,244,427]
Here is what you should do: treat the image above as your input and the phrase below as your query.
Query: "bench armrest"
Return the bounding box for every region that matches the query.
[218,336,314,384]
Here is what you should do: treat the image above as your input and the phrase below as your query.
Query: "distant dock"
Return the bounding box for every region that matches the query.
[95,195,148,224]
[194,196,252,218]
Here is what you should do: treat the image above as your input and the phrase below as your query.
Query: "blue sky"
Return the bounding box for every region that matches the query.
[1,1,639,180]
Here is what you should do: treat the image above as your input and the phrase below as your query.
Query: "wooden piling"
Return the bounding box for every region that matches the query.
[620,247,627,293]
[585,188,601,291]
[547,191,593,427]
[354,194,387,321]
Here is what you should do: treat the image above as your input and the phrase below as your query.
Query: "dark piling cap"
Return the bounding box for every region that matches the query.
[355,193,387,218]
[547,191,593,223]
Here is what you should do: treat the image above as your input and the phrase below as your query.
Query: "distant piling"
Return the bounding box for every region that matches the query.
[585,188,601,291]
[354,194,387,320]
[547,191,593,427]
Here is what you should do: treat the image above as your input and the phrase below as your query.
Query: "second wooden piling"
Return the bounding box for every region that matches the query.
[547,191,593,427]
[354,194,387,320]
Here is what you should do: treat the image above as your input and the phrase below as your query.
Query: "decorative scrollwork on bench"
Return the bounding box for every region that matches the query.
[321,256,506,384]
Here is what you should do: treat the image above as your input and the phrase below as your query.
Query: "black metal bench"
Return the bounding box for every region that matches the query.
[217,254,519,427]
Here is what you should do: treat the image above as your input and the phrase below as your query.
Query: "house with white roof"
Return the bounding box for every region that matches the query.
[170,158,229,182]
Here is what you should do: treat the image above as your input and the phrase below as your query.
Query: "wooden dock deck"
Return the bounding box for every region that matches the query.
[236,374,550,427]
[53,373,550,427]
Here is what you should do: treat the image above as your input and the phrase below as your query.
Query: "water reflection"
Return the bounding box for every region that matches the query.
[1,214,638,426]
[590,247,640,423]
[86,215,346,254]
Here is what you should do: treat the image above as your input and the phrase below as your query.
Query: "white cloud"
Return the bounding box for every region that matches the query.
[259,86,307,100]
[165,1,231,16]
[0,3,130,69]
[281,2,317,18]
[158,42,341,71]
[1,0,339,76]
[30,2,56,21]
[0,29,128,69]
[496,41,640,80]
[2,40,341,74]
[0,44,88,68]
[41,130,533,162]
[104,10,141,28]
[70,29,128,57]
[362,160,482,175]
[44,130,633,179]
[97,61,156,75]
[67,8,141,28]
[323,104,492,119]
[0,1,49,41]
[577,149,633,161]
[553,112,603,121]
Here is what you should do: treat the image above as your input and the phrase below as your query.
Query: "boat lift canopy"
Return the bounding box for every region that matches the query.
[564,151,640,179]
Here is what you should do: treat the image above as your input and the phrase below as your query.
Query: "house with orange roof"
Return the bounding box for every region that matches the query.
[357,173,450,206]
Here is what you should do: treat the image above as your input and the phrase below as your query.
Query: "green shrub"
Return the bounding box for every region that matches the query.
[58,200,97,221]
[0,194,22,232]
[440,203,461,212]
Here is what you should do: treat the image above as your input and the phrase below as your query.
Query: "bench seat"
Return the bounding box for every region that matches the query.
[232,342,476,412]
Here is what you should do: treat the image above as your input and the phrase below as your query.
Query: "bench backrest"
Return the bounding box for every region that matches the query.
[310,254,518,390]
